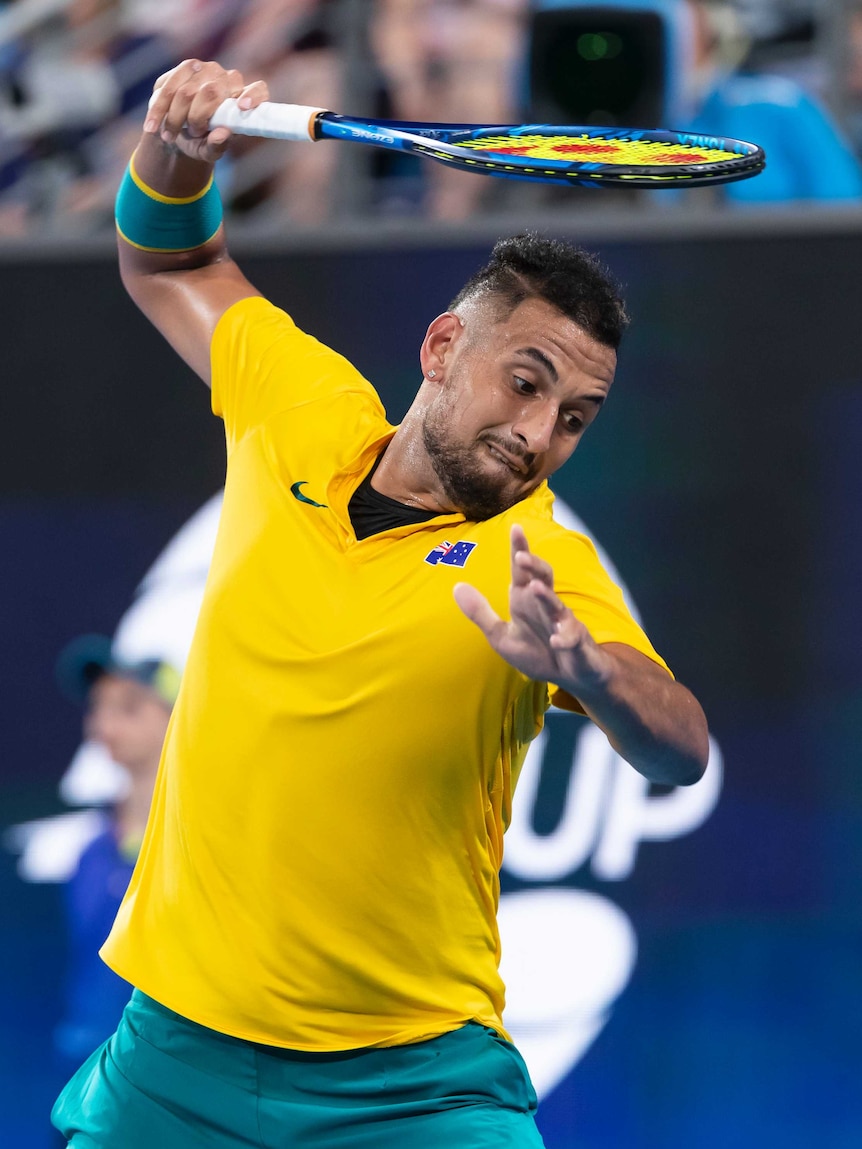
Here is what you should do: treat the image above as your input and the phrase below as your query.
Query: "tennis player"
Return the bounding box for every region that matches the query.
[53,59,709,1149]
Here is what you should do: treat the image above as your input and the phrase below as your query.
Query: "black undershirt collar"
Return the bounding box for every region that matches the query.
[348,457,443,540]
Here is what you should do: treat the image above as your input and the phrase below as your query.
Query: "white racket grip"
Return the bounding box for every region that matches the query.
[209,99,326,141]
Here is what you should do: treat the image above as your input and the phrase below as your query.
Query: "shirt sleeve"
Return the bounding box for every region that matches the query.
[533,525,672,713]
[210,296,382,454]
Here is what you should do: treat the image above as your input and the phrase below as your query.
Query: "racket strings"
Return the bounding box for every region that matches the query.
[455,134,742,167]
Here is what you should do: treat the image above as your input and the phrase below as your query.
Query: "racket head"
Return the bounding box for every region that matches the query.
[320,117,766,188]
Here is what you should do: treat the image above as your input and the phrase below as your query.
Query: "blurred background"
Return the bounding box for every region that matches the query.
[2,0,862,230]
[2,2,861,1147]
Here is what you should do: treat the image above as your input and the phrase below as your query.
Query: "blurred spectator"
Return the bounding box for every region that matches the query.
[2,1,861,231]
[847,2,862,158]
[219,0,342,223]
[0,0,238,234]
[0,0,121,232]
[685,0,862,202]
[528,0,862,204]
[370,0,528,219]
[0,0,343,229]
[52,635,179,1081]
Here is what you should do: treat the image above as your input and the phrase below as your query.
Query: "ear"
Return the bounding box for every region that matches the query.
[419,312,465,382]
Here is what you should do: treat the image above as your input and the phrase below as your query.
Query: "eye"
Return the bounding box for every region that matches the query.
[561,411,583,433]
[514,376,537,395]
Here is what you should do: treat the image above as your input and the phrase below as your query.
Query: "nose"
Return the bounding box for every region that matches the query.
[512,402,557,455]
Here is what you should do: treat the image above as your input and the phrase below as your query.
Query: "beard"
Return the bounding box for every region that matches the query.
[422,412,535,522]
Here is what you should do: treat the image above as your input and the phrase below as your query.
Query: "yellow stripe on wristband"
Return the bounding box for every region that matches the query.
[128,150,214,205]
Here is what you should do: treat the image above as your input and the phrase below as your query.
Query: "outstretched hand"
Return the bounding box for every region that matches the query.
[453,525,611,694]
[143,59,270,164]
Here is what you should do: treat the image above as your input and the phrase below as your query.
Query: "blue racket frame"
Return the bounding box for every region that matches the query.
[314,115,766,188]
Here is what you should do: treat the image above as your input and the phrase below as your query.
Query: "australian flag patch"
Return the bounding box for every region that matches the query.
[424,540,477,568]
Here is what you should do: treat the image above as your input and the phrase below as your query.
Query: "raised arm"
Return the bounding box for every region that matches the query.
[454,525,710,786]
[117,60,270,385]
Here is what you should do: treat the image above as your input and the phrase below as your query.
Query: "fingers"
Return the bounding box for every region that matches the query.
[549,610,586,650]
[522,576,567,626]
[511,523,529,554]
[510,524,554,590]
[185,80,238,138]
[235,79,270,111]
[160,67,242,141]
[145,60,203,134]
[143,61,270,153]
[510,524,531,588]
[186,78,270,137]
[453,583,504,641]
[507,523,565,640]
[510,581,566,652]
[516,548,554,586]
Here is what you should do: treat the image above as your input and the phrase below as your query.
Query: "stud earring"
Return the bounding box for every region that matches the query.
[427,370,437,379]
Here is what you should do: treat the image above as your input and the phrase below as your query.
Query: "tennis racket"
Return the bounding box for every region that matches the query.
[208,100,765,189]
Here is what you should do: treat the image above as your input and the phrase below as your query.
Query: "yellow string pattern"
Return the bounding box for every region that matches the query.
[455,134,739,167]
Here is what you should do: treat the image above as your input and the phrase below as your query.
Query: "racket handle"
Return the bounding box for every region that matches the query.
[209,99,326,141]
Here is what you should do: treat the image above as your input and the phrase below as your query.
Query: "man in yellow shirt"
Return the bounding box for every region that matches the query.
[53,59,709,1149]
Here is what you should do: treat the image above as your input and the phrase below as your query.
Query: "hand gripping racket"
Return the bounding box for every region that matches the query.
[208,100,765,189]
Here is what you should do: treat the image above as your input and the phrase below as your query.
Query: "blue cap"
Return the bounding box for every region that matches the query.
[55,634,181,708]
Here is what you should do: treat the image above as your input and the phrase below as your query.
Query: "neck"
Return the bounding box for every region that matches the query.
[372,406,456,514]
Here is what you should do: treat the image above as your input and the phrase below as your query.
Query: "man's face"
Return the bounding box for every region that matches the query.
[421,296,616,520]
[85,675,170,775]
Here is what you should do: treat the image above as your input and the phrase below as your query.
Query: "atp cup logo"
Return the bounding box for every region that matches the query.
[9,493,721,1104]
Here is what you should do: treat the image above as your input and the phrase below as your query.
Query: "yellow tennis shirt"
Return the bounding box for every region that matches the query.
[101,297,670,1051]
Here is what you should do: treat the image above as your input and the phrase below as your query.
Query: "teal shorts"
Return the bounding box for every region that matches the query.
[52,990,545,1148]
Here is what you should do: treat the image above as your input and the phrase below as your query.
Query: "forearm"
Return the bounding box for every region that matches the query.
[113,61,266,382]
[115,59,263,281]
[561,643,709,786]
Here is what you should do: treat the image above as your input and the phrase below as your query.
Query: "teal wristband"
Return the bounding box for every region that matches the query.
[115,155,223,252]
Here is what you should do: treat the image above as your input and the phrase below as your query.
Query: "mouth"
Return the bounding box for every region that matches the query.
[483,440,528,476]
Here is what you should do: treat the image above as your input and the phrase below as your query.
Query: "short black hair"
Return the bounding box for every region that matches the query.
[449,233,629,350]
